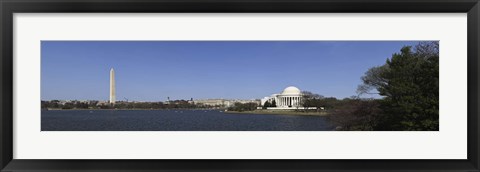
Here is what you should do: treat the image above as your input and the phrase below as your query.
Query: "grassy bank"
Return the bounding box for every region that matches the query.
[224,110,329,116]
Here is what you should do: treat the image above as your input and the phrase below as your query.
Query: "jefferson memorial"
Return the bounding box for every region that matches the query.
[261,86,305,109]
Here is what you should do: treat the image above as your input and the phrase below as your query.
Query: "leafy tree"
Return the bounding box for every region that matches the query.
[263,101,271,109]
[357,41,439,130]
[62,102,74,109]
[301,91,323,108]
[356,65,389,96]
[228,102,258,112]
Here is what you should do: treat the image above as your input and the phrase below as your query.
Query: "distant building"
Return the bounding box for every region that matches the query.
[261,86,315,110]
[96,101,109,106]
[193,99,260,108]
[230,99,260,106]
[193,99,226,106]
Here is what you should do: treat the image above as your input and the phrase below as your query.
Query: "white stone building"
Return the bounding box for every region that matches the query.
[261,86,304,108]
[194,99,260,107]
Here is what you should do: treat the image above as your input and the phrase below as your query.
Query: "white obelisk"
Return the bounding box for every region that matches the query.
[109,68,116,104]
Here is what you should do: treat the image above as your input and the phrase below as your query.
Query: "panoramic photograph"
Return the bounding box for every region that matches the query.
[41,41,439,131]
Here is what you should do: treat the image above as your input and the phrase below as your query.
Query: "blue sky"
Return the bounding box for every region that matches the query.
[41,41,420,101]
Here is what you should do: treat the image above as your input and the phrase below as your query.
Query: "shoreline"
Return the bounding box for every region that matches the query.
[43,109,329,117]
[224,110,329,116]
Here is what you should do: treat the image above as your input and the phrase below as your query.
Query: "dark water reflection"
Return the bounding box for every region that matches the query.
[41,110,334,131]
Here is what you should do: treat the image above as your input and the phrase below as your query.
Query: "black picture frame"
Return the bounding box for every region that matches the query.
[1,0,479,171]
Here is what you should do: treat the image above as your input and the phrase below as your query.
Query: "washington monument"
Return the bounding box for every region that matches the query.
[109,68,116,104]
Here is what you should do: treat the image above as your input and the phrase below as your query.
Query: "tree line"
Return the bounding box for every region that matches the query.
[42,100,223,110]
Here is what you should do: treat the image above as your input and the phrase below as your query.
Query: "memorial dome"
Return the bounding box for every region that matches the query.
[282,86,301,95]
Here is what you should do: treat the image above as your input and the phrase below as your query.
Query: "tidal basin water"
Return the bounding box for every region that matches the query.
[41,110,334,131]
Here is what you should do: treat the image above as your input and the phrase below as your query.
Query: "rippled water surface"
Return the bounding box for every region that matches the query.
[41,110,334,131]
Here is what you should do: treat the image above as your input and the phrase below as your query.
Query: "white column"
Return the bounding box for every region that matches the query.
[109,68,116,104]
